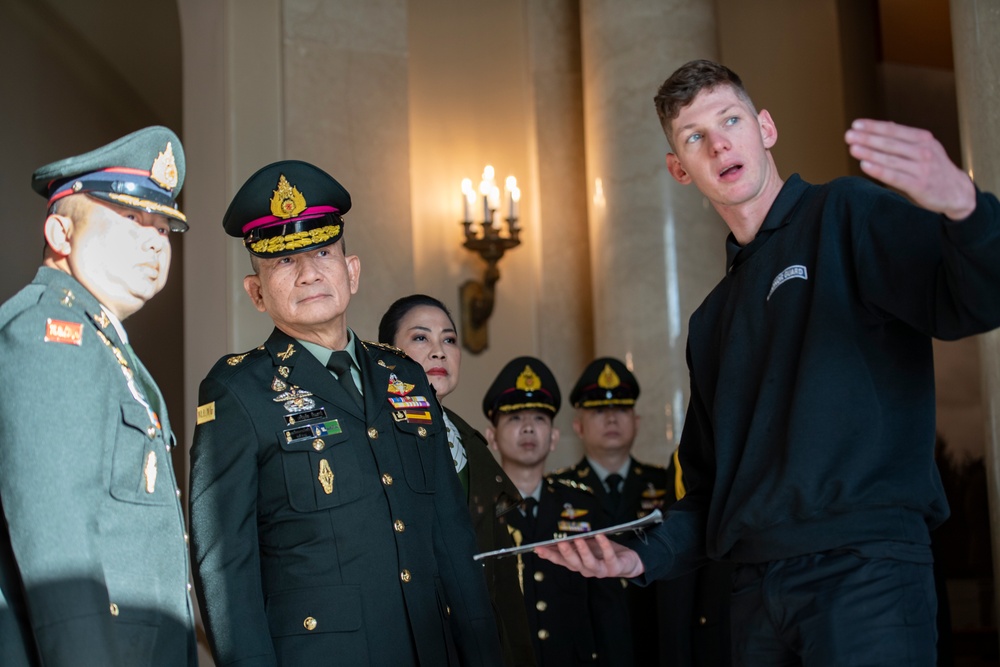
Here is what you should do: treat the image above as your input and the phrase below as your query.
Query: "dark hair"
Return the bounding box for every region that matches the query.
[653,59,756,150]
[378,294,456,345]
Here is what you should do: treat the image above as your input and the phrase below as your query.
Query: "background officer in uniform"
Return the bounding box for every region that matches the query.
[484,356,632,667]
[0,127,197,666]
[189,160,502,666]
[553,357,670,665]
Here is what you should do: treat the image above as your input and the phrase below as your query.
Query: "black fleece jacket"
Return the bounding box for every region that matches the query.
[632,174,1000,582]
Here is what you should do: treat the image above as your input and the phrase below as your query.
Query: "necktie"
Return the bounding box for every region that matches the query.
[521,497,539,526]
[605,473,624,514]
[326,350,364,412]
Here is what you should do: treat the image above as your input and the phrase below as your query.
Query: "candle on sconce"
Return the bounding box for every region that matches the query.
[480,165,495,225]
[461,178,474,223]
[504,175,518,220]
[510,185,520,222]
[488,185,501,228]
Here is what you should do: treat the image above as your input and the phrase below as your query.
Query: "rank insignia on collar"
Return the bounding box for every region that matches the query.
[278,366,290,378]
[44,319,83,346]
[91,311,110,329]
[387,373,415,396]
[60,289,75,307]
[577,467,589,479]
[276,343,296,361]
[561,504,589,520]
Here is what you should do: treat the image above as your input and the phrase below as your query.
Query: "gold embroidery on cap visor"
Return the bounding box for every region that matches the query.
[249,224,341,255]
[106,193,187,222]
[498,401,556,414]
[149,142,179,190]
[578,397,636,408]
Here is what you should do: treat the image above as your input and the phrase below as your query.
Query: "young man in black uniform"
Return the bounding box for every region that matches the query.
[539,59,1000,666]
[484,357,632,667]
[189,160,502,666]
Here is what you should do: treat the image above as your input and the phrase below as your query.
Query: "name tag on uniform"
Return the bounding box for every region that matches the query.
[284,419,342,444]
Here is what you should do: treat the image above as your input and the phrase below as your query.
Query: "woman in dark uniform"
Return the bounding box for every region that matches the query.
[379,295,535,667]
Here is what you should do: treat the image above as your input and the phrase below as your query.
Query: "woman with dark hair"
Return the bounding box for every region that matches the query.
[379,295,535,667]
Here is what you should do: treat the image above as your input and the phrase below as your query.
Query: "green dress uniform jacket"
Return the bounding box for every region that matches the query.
[444,408,535,667]
[506,478,633,667]
[554,457,671,666]
[0,267,197,667]
[189,328,502,667]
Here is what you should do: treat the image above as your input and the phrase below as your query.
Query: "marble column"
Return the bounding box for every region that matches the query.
[951,0,1000,641]
[579,0,725,464]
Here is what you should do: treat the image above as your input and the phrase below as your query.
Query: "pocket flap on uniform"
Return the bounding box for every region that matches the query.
[265,585,363,636]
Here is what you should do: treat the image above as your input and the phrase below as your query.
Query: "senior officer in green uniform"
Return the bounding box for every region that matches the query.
[553,358,671,666]
[484,357,632,667]
[189,160,502,667]
[0,128,197,666]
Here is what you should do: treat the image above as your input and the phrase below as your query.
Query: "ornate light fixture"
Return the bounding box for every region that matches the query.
[459,165,521,354]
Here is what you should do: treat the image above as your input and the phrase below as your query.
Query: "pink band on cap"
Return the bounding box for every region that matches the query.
[242,205,340,234]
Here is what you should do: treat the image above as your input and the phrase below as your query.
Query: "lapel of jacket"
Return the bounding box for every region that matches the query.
[53,270,167,432]
[356,339,393,424]
[264,328,364,421]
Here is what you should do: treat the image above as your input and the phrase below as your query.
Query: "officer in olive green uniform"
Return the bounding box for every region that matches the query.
[189,161,502,666]
[554,358,671,666]
[484,358,633,666]
[0,128,197,666]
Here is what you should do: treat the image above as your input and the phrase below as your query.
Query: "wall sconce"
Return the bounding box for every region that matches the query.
[459,165,521,354]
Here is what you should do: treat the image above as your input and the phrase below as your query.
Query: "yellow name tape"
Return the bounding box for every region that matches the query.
[196,401,216,425]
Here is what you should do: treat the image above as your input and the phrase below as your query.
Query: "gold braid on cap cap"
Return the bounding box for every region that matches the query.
[249,224,341,255]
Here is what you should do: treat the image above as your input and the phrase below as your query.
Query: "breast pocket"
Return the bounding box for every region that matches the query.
[278,418,363,512]
[109,403,172,505]
[391,419,441,493]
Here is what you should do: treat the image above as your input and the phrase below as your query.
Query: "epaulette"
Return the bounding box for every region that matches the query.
[224,344,266,367]
[550,465,575,476]
[552,477,595,495]
[362,339,409,358]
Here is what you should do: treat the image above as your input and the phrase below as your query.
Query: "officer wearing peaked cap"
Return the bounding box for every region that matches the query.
[553,357,671,666]
[0,127,197,666]
[189,160,502,666]
[483,357,632,667]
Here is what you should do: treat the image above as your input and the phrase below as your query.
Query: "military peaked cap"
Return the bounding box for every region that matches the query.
[223,160,352,258]
[32,126,187,232]
[570,357,640,408]
[482,356,561,422]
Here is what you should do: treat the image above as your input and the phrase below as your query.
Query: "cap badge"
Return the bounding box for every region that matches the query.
[270,174,308,219]
[516,365,542,392]
[597,363,621,390]
[150,142,179,191]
